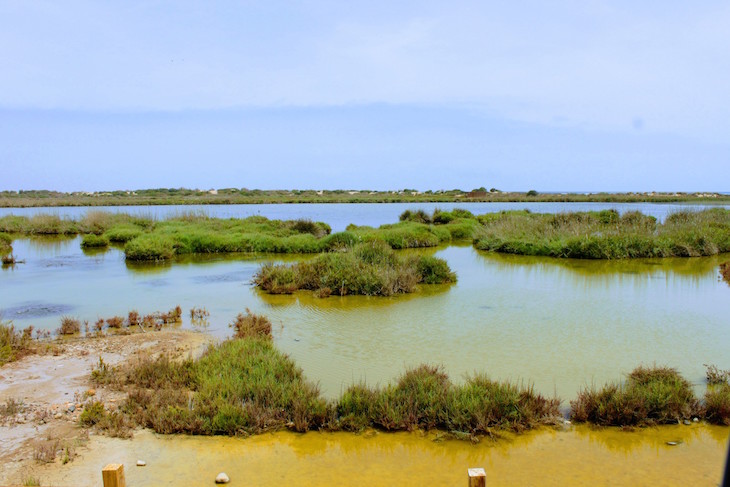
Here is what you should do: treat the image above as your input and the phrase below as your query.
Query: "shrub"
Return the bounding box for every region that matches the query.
[704,383,730,425]
[79,401,107,426]
[124,234,176,261]
[230,309,272,339]
[335,365,561,435]
[58,316,81,335]
[105,316,124,328]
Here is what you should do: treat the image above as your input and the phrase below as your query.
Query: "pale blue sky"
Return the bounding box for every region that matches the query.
[1,1,728,192]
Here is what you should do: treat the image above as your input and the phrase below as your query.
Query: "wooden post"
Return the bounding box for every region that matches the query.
[102,464,126,487]
[468,467,486,487]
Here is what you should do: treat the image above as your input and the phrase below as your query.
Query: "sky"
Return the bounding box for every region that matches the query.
[1,1,728,192]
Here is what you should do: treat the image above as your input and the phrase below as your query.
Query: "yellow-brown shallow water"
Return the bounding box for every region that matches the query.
[31,425,729,487]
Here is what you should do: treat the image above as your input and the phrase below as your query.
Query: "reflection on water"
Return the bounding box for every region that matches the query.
[2,237,730,402]
[36,425,730,487]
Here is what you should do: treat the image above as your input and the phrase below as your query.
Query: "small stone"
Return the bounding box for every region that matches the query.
[666,441,678,446]
[87,389,96,397]
[692,417,699,422]
[54,413,63,419]
[137,460,146,467]
[215,472,230,484]
[68,405,76,413]
[683,419,691,425]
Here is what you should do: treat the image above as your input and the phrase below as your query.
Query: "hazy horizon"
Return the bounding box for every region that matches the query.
[2,1,729,192]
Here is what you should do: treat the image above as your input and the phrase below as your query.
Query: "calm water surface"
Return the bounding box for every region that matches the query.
[36,425,730,486]
[2,238,729,401]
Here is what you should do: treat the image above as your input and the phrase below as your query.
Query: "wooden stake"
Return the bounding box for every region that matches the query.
[468,467,486,487]
[102,463,126,487]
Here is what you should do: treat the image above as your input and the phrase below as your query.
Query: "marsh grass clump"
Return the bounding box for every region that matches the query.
[78,400,134,437]
[230,308,272,339]
[704,383,730,425]
[570,366,701,426]
[117,336,328,435]
[122,215,333,261]
[57,316,81,335]
[0,321,35,365]
[337,366,561,436]
[474,208,730,259]
[254,241,455,296]
[80,234,109,248]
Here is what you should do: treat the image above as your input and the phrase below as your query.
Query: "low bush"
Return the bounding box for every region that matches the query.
[58,316,81,335]
[106,316,125,329]
[0,322,34,365]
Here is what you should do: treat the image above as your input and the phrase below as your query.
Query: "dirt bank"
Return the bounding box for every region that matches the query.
[0,329,212,486]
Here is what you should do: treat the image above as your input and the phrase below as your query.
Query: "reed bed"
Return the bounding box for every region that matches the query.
[474,208,730,259]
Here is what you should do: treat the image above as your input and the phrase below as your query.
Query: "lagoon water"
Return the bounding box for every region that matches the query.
[2,202,729,484]
[2,203,729,401]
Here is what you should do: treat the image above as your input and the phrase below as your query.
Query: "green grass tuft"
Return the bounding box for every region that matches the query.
[569,365,701,426]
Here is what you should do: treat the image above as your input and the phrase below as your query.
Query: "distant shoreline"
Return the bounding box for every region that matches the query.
[2,189,729,208]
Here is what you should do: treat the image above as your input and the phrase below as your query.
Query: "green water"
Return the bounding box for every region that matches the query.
[2,236,729,402]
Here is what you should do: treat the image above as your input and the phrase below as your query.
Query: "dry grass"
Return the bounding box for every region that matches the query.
[230,309,272,339]
[57,316,80,335]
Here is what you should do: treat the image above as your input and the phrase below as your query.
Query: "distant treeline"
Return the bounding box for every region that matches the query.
[1,187,728,207]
